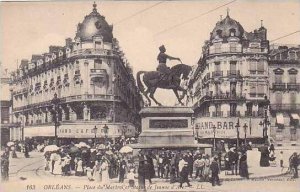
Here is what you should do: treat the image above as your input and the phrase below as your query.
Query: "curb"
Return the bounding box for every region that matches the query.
[220,172,289,182]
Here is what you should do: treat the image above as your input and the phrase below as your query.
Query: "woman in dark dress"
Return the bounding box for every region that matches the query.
[138,155,146,192]
[239,153,249,179]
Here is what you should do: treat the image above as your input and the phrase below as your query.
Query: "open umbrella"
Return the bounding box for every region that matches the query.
[78,142,90,148]
[44,145,59,152]
[119,145,133,154]
[7,141,14,147]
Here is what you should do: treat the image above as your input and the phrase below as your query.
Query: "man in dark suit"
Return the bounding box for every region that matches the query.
[210,156,221,186]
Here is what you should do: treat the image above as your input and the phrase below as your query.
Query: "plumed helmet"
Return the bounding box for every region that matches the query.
[159,45,166,51]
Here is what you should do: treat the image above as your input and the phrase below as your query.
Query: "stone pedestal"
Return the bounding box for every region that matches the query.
[133,106,211,149]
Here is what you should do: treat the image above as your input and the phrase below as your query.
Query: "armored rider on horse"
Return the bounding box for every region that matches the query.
[157,45,182,82]
[136,45,192,106]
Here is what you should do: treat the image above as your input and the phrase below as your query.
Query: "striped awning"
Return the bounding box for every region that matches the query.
[291,113,300,120]
[276,113,284,125]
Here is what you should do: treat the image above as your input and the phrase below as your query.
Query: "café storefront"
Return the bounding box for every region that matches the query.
[12,122,136,145]
[194,117,266,146]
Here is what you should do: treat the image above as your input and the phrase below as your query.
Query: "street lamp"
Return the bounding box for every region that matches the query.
[212,124,216,152]
[235,119,240,149]
[243,123,248,145]
[261,95,270,144]
[93,126,98,146]
[102,124,109,147]
[195,126,199,143]
[122,124,127,146]
[51,93,61,145]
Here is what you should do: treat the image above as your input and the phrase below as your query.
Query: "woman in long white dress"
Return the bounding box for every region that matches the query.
[53,153,62,175]
[101,159,110,183]
[93,160,102,182]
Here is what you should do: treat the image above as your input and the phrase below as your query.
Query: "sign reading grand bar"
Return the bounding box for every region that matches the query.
[195,117,264,139]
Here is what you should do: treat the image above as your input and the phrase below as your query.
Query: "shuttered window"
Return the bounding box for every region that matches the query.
[257,60,265,73]
[275,74,282,83]
[289,74,297,83]
[275,92,282,105]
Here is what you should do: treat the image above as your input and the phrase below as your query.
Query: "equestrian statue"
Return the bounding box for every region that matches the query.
[137,45,192,106]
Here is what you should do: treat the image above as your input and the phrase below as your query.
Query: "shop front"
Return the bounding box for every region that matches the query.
[194,117,265,146]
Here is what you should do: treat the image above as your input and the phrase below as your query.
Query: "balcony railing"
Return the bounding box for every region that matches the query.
[272,83,286,91]
[270,104,300,111]
[287,83,300,91]
[227,111,241,117]
[90,69,107,77]
[227,70,240,77]
[212,111,223,117]
[69,48,114,58]
[212,71,223,78]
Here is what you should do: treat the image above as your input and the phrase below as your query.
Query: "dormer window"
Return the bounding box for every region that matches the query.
[216,29,222,38]
[229,28,236,36]
[52,54,56,60]
[59,50,64,57]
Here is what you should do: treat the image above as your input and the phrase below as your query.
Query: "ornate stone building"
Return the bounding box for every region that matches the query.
[269,44,300,143]
[189,13,270,144]
[9,3,143,143]
[1,64,12,147]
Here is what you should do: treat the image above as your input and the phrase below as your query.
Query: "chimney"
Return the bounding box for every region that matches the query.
[65,38,72,47]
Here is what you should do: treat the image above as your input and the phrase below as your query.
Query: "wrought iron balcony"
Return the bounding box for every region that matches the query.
[227,70,241,77]
[90,69,107,78]
[287,83,300,91]
[272,83,286,91]
[212,71,223,78]
[270,104,300,111]
[212,111,223,117]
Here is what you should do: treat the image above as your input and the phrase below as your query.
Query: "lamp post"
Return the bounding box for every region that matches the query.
[235,119,240,149]
[195,126,199,143]
[102,124,109,148]
[212,124,216,152]
[51,93,61,145]
[260,95,270,144]
[122,124,127,146]
[243,123,248,145]
[93,126,98,146]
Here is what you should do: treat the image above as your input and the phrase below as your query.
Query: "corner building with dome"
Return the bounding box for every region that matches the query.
[9,3,143,143]
[189,13,270,145]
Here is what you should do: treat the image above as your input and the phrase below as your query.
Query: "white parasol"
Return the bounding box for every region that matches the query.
[43,145,59,152]
[119,145,133,154]
[7,141,14,147]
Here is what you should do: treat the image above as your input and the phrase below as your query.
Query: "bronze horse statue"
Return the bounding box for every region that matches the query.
[137,64,192,106]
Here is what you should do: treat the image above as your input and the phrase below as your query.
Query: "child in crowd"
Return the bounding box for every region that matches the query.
[279,151,284,168]
[127,168,137,187]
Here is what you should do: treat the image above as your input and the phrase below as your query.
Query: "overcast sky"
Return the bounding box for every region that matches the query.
[1,0,300,105]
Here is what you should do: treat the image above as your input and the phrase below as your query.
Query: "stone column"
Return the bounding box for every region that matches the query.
[240,103,247,117]
[47,107,53,123]
[209,104,216,117]
[84,60,89,94]
[61,107,66,121]
[68,105,77,121]
[83,104,90,120]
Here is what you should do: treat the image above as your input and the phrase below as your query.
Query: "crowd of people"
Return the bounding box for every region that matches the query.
[1,139,300,188]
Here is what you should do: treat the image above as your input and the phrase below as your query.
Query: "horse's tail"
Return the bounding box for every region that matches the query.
[137,71,146,93]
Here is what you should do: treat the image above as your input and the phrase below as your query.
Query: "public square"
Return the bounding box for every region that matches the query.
[1,146,299,192]
[1,1,300,192]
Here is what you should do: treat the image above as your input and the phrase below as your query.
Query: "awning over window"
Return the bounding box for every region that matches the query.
[276,113,284,125]
[291,113,300,120]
